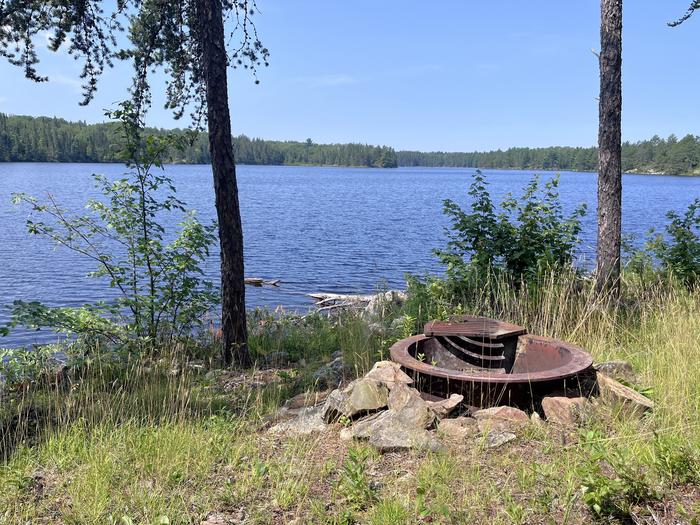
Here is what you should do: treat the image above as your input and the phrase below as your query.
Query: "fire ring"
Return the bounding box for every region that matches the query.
[389,316,594,408]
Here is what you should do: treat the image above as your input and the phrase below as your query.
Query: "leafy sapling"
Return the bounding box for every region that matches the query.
[7,103,218,350]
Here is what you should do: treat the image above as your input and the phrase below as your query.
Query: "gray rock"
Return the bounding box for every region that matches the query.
[595,361,638,384]
[204,369,225,382]
[283,390,331,411]
[347,411,443,453]
[597,372,653,416]
[387,383,436,429]
[313,356,353,390]
[268,405,327,435]
[427,394,464,419]
[275,389,332,420]
[485,430,517,449]
[363,360,413,390]
[322,378,389,422]
[438,416,479,439]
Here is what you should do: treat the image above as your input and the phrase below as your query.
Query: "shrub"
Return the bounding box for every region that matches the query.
[647,198,700,287]
[435,170,586,291]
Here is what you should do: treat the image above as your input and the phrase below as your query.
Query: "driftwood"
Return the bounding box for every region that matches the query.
[307,292,376,313]
[308,290,408,315]
[307,292,374,305]
[245,277,281,287]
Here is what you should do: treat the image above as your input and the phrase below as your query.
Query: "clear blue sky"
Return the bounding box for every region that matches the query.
[1,1,699,151]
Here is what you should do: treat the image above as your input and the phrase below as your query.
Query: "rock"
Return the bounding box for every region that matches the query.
[269,405,327,435]
[438,416,479,439]
[387,383,436,429]
[347,411,443,453]
[205,369,225,382]
[283,390,331,411]
[473,406,529,424]
[595,361,638,384]
[363,360,413,390]
[274,390,332,421]
[541,396,589,426]
[322,378,389,422]
[427,394,464,418]
[484,430,517,449]
[474,406,529,433]
[200,510,246,525]
[313,356,353,390]
[263,351,290,367]
[530,411,544,426]
[597,372,654,416]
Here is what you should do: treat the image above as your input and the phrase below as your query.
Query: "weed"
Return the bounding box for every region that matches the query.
[335,446,378,511]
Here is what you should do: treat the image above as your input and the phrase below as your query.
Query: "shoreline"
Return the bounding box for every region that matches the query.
[0,160,697,176]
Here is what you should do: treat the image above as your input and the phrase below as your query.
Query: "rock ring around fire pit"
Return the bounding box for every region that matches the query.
[389,316,594,409]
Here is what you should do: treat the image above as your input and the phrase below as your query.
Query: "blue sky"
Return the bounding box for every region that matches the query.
[1,1,699,151]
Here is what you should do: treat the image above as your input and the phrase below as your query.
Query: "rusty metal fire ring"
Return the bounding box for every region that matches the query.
[389,318,593,385]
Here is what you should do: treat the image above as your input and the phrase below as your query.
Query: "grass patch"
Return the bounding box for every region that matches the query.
[1,276,700,523]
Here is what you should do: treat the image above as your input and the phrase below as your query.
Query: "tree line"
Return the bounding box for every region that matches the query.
[0,113,398,168]
[2,112,700,175]
[398,134,700,176]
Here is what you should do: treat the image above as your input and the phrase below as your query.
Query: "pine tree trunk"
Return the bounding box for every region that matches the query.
[596,0,623,295]
[199,0,251,367]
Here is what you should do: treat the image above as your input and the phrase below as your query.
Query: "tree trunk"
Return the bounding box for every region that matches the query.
[199,0,251,367]
[596,0,623,295]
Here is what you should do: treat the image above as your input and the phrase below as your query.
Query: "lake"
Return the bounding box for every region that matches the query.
[1,163,699,348]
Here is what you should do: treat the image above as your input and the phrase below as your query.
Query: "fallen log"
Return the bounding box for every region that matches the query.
[245,277,281,287]
[307,292,374,305]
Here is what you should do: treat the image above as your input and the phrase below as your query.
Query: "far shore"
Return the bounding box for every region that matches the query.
[0,160,698,176]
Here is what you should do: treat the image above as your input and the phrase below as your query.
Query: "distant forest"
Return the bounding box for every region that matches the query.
[1,113,700,175]
[0,114,399,168]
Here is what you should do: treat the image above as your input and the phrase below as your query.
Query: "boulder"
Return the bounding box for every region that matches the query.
[268,405,327,435]
[427,394,464,418]
[595,361,638,384]
[438,417,479,440]
[345,411,443,453]
[322,378,389,422]
[313,356,353,390]
[541,396,589,426]
[387,383,436,429]
[363,360,413,390]
[597,372,653,416]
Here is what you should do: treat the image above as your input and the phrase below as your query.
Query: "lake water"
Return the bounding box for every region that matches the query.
[1,163,699,348]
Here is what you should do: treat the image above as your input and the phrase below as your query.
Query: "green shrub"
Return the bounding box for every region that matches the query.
[435,170,586,292]
[647,198,700,287]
